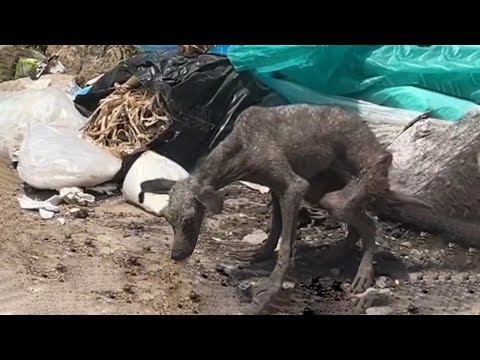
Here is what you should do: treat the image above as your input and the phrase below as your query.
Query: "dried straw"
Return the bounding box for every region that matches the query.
[178,45,215,57]
[82,85,171,158]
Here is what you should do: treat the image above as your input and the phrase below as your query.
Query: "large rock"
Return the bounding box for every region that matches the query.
[45,45,137,80]
[386,111,480,220]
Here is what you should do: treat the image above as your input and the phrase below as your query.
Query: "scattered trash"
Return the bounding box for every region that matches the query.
[16,56,65,81]
[18,187,97,220]
[18,194,62,213]
[240,181,270,194]
[15,58,43,79]
[39,208,55,219]
[74,51,285,172]
[122,151,189,215]
[65,83,84,100]
[59,187,95,206]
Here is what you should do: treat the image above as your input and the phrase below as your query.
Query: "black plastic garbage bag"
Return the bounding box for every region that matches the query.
[74,52,286,174]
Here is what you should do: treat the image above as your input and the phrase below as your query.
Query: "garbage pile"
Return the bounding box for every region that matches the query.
[0,45,286,222]
[2,44,480,226]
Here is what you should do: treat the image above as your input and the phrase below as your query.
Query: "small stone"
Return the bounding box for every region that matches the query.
[123,285,134,294]
[189,290,201,302]
[448,242,456,249]
[216,264,234,277]
[84,239,94,247]
[407,304,419,314]
[238,281,253,297]
[242,230,267,245]
[55,263,67,273]
[39,208,55,220]
[401,241,412,248]
[375,276,388,289]
[70,247,77,253]
[282,281,295,290]
[70,208,89,219]
[409,249,422,258]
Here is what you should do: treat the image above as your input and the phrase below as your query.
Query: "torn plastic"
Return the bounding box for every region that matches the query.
[0,88,87,157]
[122,151,189,215]
[226,45,480,121]
[257,75,433,126]
[17,124,122,190]
[74,52,286,172]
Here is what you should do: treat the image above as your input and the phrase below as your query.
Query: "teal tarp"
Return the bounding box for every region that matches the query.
[226,45,480,121]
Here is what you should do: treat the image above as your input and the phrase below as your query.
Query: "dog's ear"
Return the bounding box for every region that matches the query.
[194,185,223,214]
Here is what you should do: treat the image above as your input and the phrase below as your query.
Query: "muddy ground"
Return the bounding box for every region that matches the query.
[1,164,480,315]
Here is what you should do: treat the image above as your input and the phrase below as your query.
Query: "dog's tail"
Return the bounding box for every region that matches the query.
[376,192,480,249]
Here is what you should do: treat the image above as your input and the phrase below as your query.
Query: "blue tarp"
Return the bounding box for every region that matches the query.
[225,45,480,121]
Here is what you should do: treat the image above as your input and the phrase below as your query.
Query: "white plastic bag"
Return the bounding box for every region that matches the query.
[0,87,86,157]
[122,151,190,215]
[17,125,122,190]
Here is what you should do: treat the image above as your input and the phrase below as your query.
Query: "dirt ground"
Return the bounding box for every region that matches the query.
[1,160,480,315]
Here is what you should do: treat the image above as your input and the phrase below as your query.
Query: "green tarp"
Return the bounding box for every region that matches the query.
[226,45,480,121]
